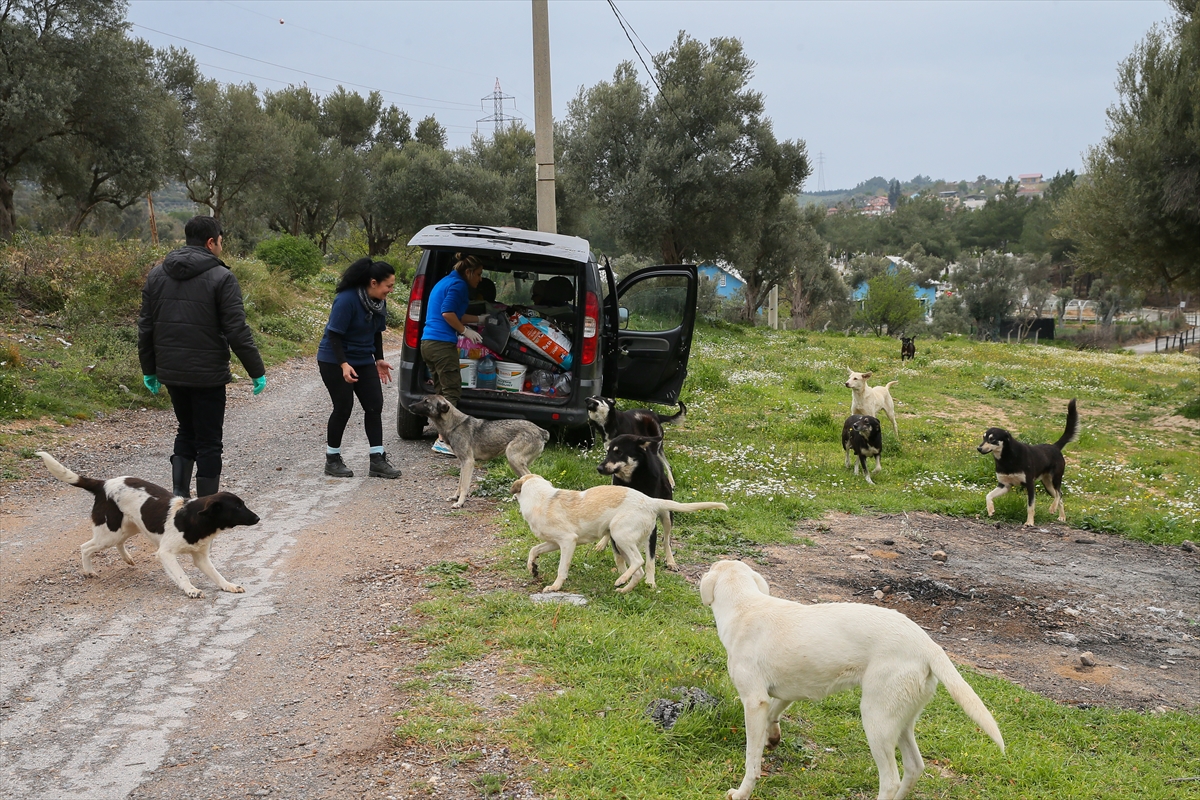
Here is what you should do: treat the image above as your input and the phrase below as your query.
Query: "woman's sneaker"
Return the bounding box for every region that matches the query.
[368,452,401,479]
[324,454,353,478]
[431,439,455,456]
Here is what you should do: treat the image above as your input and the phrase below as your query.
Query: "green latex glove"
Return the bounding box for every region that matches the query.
[143,374,160,394]
[252,375,266,395]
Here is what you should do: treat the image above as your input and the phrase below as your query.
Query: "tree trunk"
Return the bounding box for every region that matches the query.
[0,174,15,241]
[659,232,681,265]
[790,279,809,329]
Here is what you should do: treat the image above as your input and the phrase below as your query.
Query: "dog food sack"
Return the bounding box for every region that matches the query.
[510,314,573,369]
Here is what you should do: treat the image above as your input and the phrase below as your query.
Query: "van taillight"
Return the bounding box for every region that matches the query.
[582,291,599,365]
[404,274,425,349]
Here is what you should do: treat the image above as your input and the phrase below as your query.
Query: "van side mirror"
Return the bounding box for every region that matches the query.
[618,307,629,329]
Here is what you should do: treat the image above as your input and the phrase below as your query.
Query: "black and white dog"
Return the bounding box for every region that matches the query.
[976,399,1079,526]
[585,396,685,487]
[842,414,883,484]
[597,433,680,569]
[36,451,260,597]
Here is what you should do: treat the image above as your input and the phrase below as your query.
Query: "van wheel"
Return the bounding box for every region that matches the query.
[396,402,427,440]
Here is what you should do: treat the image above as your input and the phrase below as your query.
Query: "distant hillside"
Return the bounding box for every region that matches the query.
[800,174,1000,209]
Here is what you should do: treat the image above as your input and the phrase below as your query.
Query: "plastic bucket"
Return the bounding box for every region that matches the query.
[494,360,527,392]
[459,358,478,389]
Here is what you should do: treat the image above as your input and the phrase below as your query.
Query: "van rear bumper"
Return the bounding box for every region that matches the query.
[397,364,590,429]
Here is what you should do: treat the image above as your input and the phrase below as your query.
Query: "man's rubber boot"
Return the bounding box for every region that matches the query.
[368,452,401,479]
[195,476,220,497]
[171,455,194,498]
[325,454,354,478]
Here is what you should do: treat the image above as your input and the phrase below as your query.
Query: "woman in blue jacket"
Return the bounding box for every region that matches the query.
[317,258,401,478]
[420,252,483,455]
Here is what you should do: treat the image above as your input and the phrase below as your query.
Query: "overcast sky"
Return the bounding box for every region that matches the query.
[127,0,1175,191]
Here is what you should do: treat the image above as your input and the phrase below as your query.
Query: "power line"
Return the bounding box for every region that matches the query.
[216,0,515,90]
[132,23,480,110]
[193,60,483,116]
[604,0,703,150]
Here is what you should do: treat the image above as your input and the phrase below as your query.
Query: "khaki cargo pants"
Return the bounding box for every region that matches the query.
[420,339,462,406]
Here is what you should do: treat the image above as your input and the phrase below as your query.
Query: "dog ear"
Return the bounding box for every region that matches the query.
[699,569,716,606]
[436,397,451,414]
[752,569,770,596]
[862,371,872,379]
[510,474,531,495]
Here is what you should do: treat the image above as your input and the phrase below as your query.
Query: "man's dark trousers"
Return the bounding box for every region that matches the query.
[166,385,226,479]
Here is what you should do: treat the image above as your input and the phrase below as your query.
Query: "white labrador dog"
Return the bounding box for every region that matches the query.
[700,560,1004,800]
[512,474,726,594]
[845,369,900,437]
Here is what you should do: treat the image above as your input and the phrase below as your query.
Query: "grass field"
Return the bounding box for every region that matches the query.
[404,326,1199,799]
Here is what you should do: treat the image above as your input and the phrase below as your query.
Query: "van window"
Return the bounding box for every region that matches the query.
[620,274,689,332]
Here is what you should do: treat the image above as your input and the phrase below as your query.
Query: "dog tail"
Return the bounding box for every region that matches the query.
[35,451,106,495]
[1054,398,1079,451]
[655,500,728,514]
[656,401,687,425]
[885,380,898,390]
[930,650,1005,753]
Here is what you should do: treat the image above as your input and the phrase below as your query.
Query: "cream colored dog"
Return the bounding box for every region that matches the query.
[512,474,727,594]
[845,369,900,437]
[700,560,1004,800]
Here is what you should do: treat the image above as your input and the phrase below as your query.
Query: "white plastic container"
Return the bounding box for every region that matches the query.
[459,358,478,389]
[494,360,527,392]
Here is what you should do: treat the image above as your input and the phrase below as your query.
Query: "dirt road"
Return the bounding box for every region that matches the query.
[2,353,1197,800]
[1,354,535,800]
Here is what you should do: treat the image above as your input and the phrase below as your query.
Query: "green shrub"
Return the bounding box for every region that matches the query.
[254,235,323,282]
[0,234,163,316]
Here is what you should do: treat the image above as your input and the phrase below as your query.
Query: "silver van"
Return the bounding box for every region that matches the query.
[396,224,698,437]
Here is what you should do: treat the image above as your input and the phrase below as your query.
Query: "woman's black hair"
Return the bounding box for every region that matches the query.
[336,257,396,292]
[454,252,484,276]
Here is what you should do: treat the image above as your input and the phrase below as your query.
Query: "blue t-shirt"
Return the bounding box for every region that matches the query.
[421,271,469,343]
[317,290,387,365]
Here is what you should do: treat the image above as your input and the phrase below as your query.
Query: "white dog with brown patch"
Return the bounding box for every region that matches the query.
[511,474,727,594]
[700,560,1004,800]
[845,369,900,437]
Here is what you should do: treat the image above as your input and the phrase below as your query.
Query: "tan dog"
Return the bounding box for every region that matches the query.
[511,474,726,594]
[845,369,899,437]
[700,560,1004,800]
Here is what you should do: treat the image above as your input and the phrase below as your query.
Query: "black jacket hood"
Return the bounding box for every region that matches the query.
[162,245,225,281]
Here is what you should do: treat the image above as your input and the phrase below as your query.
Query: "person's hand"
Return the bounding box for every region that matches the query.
[376,359,393,384]
[462,328,483,344]
[143,374,160,394]
[341,363,359,383]
[252,375,266,395]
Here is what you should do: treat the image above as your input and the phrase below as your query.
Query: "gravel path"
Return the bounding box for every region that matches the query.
[0,349,539,800]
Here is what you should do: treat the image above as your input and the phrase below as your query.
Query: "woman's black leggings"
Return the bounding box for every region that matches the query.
[319,360,383,449]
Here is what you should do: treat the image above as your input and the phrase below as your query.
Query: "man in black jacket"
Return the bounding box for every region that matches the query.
[138,216,266,498]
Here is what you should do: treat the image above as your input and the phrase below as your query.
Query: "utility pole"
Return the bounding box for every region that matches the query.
[532,0,556,233]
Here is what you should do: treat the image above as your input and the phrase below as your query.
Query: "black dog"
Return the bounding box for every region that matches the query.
[597,433,679,568]
[976,399,1078,526]
[900,336,916,361]
[842,414,883,484]
[586,396,685,487]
